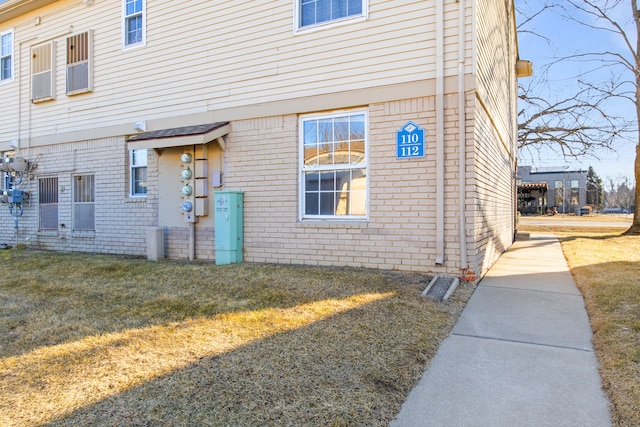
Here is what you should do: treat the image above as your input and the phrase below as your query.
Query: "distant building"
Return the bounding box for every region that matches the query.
[517,166,587,214]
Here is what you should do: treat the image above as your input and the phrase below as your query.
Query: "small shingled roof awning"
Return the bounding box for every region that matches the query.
[127,122,229,150]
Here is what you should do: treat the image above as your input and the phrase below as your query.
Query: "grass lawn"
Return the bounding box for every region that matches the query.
[520,219,640,426]
[0,250,472,426]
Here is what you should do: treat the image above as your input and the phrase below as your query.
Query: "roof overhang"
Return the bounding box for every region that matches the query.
[518,183,548,192]
[127,122,229,151]
[0,0,59,23]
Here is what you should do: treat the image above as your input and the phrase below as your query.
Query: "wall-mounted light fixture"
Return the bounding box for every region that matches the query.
[516,60,533,78]
[134,121,147,132]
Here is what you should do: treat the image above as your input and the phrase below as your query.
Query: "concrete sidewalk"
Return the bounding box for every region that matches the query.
[391,234,611,427]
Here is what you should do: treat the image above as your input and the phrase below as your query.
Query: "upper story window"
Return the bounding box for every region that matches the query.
[1,29,13,82]
[66,31,94,95]
[123,0,145,48]
[300,110,367,219]
[31,42,56,102]
[297,0,366,30]
[130,149,147,196]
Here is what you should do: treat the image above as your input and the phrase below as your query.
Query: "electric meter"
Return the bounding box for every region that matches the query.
[181,201,193,212]
[181,184,193,196]
[181,167,193,179]
[181,153,193,163]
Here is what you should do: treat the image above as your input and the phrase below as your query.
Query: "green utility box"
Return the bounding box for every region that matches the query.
[214,191,244,265]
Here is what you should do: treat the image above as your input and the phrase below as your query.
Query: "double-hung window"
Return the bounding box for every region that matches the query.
[1,29,13,82]
[123,0,145,47]
[130,149,147,196]
[297,0,366,29]
[300,110,367,219]
[73,174,95,231]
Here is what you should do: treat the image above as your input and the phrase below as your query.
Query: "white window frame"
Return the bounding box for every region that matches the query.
[122,0,146,49]
[1,29,14,83]
[294,0,368,33]
[31,41,56,102]
[299,109,368,221]
[130,148,147,197]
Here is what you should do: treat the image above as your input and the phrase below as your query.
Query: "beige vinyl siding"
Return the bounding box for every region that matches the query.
[475,0,517,146]
[471,0,518,275]
[1,0,474,143]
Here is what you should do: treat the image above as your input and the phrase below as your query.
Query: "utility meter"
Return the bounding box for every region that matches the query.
[181,153,193,163]
[181,167,193,179]
[181,201,193,212]
[181,184,193,196]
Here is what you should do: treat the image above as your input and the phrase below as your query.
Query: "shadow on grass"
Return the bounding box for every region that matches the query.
[37,294,447,426]
[0,250,434,359]
[0,250,473,426]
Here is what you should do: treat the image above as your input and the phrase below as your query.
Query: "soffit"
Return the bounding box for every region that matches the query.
[0,0,59,23]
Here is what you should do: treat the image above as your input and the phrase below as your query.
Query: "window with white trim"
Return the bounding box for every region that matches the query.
[31,42,56,102]
[66,31,93,95]
[73,174,95,230]
[297,0,366,29]
[300,110,367,219]
[1,29,13,82]
[130,149,147,196]
[39,177,58,230]
[123,0,145,47]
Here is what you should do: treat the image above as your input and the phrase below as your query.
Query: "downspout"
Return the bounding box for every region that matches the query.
[189,222,195,261]
[435,0,445,265]
[457,0,468,269]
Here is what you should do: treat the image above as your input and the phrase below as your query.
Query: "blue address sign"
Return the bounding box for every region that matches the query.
[396,121,425,159]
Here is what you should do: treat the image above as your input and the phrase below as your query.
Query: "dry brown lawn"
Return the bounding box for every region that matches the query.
[0,250,472,426]
[520,219,640,426]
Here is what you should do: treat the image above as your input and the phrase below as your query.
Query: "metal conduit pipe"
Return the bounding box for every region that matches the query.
[435,0,445,266]
[457,0,468,269]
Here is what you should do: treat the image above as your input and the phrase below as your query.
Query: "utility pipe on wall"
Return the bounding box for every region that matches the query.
[435,0,445,266]
[457,0,468,269]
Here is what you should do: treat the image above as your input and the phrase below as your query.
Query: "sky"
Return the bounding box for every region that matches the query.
[515,0,637,182]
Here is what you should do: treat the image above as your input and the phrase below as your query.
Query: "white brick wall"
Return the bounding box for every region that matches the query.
[0,137,157,256]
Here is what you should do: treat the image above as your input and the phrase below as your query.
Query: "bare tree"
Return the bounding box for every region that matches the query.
[604,175,635,213]
[517,0,640,233]
[518,79,628,158]
[558,0,639,232]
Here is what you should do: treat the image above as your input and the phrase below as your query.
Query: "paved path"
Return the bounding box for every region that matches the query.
[520,215,631,228]
[391,234,611,427]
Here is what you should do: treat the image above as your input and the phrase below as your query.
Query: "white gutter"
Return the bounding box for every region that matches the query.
[457,0,468,269]
[435,0,445,265]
